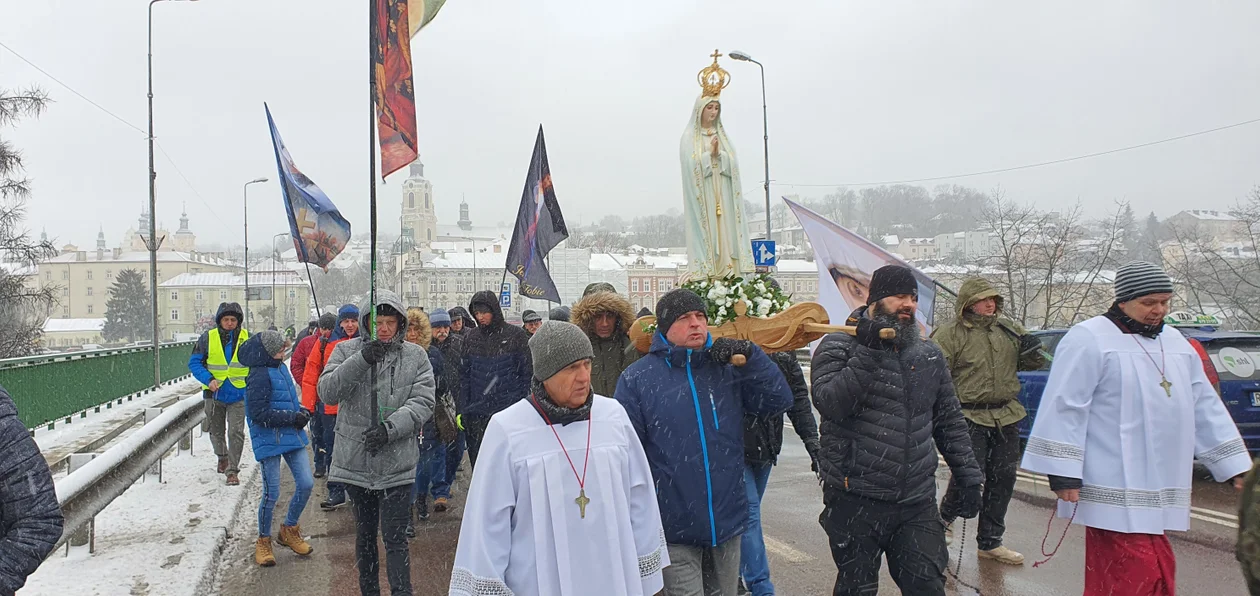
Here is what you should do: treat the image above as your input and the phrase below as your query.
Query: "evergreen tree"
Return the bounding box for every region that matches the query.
[102,269,152,343]
[1141,212,1163,264]
[0,87,57,357]
[1119,203,1138,255]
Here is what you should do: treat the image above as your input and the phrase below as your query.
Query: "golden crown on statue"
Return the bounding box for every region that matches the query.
[697,49,731,98]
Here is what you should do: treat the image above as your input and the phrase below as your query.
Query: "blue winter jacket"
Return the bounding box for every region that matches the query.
[421,345,446,443]
[240,335,310,461]
[615,333,793,547]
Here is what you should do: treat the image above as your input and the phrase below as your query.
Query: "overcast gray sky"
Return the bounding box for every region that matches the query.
[3,0,1259,249]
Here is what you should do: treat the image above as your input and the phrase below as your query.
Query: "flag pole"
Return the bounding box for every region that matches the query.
[367,0,380,428]
[303,261,322,315]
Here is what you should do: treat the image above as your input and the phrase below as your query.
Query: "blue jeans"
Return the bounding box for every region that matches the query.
[413,436,451,502]
[444,431,465,487]
[259,448,314,536]
[740,462,775,596]
[316,410,345,499]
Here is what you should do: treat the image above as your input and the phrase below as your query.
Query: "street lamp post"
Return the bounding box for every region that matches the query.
[272,232,286,327]
[147,0,198,386]
[242,177,268,329]
[728,50,772,242]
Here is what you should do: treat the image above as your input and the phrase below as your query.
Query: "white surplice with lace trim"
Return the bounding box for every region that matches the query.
[450,395,668,596]
[1020,316,1252,534]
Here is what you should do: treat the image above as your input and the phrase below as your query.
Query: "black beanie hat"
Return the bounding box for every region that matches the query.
[656,289,707,335]
[318,313,337,331]
[866,265,918,305]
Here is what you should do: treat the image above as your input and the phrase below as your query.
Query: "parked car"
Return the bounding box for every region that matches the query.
[1017,323,1260,453]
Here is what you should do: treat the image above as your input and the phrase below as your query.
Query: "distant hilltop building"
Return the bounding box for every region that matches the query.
[1164,209,1249,241]
[400,160,438,249]
[122,203,196,253]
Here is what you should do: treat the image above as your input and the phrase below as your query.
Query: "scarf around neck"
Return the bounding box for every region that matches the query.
[530,378,592,426]
[1104,302,1164,339]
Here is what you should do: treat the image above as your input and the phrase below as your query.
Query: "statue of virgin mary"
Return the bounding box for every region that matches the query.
[680,51,755,281]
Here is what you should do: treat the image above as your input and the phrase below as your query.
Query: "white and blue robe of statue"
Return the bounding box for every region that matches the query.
[1021,316,1252,534]
[450,395,668,596]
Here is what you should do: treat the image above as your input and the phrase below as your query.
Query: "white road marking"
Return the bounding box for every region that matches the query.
[764,535,815,563]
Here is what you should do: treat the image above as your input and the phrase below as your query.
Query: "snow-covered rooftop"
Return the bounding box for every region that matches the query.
[44,250,230,265]
[43,318,106,333]
[159,272,307,287]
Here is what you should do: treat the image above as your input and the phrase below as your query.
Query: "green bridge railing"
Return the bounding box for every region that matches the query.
[0,342,196,429]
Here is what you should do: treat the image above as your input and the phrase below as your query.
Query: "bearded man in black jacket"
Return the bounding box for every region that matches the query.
[810,265,982,596]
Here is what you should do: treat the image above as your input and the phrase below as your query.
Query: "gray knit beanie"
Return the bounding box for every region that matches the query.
[258,329,287,356]
[529,321,594,381]
[1115,261,1174,303]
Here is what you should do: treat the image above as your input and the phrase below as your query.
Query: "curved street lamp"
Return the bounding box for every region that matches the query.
[242,177,268,328]
[728,50,772,242]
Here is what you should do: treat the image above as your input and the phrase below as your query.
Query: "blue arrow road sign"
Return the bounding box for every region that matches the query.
[752,240,777,267]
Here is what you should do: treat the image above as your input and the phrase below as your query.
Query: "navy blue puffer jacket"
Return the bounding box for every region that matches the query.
[241,335,309,461]
[615,333,792,547]
[458,291,532,420]
[0,385,63,596]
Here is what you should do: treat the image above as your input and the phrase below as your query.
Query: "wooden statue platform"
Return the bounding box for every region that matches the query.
[629,300,894,355]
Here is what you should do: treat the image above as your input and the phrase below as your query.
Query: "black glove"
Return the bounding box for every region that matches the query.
[361,340,389,365]
[292,408,312,429]
[710,337,755,365]
[956,483,983,519]
[855,317,891,349]
[363,423,390,455]
[1018,334,1042,357]
[806,442,823,484]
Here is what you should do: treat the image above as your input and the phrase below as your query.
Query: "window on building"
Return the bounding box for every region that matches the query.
[289,289,296,299]
[44,271,50,281]
[170,291,179,301]
[409,192,415,208]
[87,287,93,296]
[427,229,432,241]
[87,304,93,314]
[410,281,418,295]
[425,193,430,209]
[87,270,93,280]
[61,306,68,317]
[171,309,179,321]
[106,269,113,279]
[195,290,203,301]
[61,287,68,297]
[220,290,228,300]
[439,279,447,292]
[662,279,673,292]
[429,279,437,293]
[62,270,68,280]
[631,279,639,292]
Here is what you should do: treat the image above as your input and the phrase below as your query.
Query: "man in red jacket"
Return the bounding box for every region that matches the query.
[292,313,335,477]
[292,313,335,391]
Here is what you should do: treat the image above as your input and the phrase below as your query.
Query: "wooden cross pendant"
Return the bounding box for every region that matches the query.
[1160,377,1173,397]
[575,488,590,519]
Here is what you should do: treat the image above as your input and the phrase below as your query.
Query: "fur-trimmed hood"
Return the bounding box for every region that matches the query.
[405,307,432,349]
[571,291,636,337]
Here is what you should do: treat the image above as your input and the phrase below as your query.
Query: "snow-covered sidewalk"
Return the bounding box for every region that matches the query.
[26,429,259,596]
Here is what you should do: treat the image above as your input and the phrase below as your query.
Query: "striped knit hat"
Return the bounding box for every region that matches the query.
[1115,261,1174,303]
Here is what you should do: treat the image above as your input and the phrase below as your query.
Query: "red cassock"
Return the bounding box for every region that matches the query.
[1084,527,1176,596]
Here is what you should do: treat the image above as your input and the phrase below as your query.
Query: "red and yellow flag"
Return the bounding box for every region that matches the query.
[372,0,419,178]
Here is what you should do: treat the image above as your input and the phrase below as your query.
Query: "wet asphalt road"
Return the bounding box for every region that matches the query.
[215,438,1250,595]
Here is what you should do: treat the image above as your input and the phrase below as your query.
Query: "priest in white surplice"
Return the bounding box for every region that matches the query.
[1022,261,1251,595]
[450,321,669,596]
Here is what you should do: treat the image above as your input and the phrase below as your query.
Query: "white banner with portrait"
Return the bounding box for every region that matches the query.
[786,198,938,334]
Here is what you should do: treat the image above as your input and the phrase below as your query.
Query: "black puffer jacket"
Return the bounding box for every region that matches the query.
[459,291,532,420]
[810,307,981,504]
[744,351,821,466]
[0,385,64,595]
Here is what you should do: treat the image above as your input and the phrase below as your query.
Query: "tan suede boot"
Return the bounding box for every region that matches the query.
[255,536,276,567]
[277,525,313,556]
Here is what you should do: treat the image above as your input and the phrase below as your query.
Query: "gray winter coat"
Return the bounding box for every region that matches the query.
[318,291,436,491]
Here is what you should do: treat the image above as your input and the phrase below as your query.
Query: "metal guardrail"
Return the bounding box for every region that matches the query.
[0,341,195,429]
[52,393,204,553]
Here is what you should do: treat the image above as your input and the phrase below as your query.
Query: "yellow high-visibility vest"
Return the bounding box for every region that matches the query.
[203,328,250,389]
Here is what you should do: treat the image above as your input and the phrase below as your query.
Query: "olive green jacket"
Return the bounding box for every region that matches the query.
[930,278,1043,428]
